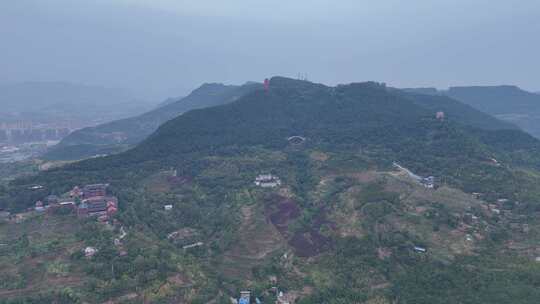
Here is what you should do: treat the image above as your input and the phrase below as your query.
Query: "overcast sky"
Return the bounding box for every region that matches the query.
[1,0,539,100]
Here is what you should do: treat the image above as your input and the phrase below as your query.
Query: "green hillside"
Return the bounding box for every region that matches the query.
[446,86,540,138]
[405,85,540,139]
[397,91,519,131]
[44,82,261,160]
[447,86,539,115]
[2,77,540,303]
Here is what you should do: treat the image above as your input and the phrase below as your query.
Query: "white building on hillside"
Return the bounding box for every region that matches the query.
[254,174,281,188]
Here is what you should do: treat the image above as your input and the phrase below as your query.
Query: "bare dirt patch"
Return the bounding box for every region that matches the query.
[266,196,301,237]
[310,151,329,162]
[346,171,378,183]
[265,195,334,257]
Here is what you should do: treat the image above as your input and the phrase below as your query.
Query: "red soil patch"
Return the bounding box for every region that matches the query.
[267,197,301,236]
[265,195,334,257]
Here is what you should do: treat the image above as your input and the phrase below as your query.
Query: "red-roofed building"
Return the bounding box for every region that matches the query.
[70,186,82,198]
[83,184,109,199]
[77,196,118,218]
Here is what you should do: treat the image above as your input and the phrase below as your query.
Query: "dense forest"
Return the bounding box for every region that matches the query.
[405,85,540,139]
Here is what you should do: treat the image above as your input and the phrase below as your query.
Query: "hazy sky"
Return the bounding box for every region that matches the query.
[1,0,539,100]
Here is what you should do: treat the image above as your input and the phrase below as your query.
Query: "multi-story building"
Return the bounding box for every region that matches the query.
[83,184,109,199]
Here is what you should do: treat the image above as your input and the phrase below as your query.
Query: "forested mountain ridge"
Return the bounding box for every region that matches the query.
[447,85,538,114]
[405,85,540,138]
[44,82,261,160]
[446,86,540,138]
[394,89,519,131]
[2,77,540,303]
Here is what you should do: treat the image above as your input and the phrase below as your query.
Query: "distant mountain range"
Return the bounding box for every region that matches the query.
[44,82,261,160]
[403,85,540,138]
[0,82,155,125]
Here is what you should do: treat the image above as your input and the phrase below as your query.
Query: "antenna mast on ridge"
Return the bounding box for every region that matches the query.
[297,72,309,81]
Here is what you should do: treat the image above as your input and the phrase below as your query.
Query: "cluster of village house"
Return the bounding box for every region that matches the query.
[391,161,532,238]
[409,193,535,255]
[231,286,296,304]
[83,224,128,258]
[0,184,124,259]
[472,195,531,233]
[27,173,283,261]
[393,156,503,191]
[33,183,118,223]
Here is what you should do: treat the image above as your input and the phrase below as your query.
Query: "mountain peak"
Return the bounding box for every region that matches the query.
[268,76,320,89]
[192,82,234,94]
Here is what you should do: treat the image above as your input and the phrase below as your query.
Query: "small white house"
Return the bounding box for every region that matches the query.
[254,174,281,188]
[421,176,435,189]
[84,246,98,258]
[164,204,173,211]
[413,246,427,253]
[35,201,45,212]
[182,242,204,249]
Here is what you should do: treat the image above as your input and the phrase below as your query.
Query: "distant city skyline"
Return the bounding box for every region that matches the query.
[1,0,539,100]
